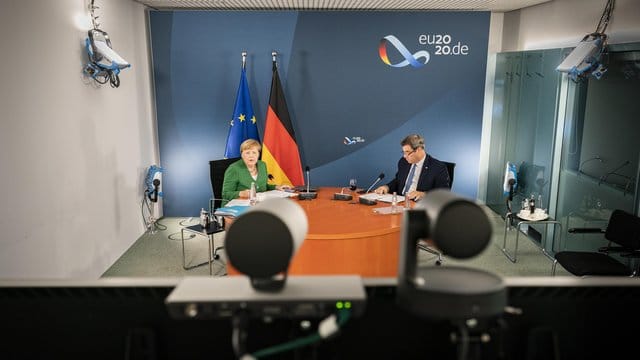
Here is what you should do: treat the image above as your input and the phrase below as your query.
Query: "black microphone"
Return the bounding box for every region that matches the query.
[150,178,160,203]
[299,166,317,200]
[359,173,385,194]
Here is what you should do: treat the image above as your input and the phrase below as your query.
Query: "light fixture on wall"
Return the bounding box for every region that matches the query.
[82,0,131,88]
[556,0,615,81]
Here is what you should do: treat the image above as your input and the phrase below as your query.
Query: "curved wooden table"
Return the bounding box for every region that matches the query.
[226,187,404,277]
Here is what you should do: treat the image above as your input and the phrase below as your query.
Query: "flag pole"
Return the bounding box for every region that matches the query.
[272,51,277,69]
[242,51,247,70]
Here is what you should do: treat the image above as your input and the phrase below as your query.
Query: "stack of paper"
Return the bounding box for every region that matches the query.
[214,191,297,217]
[214,205,250,217]
[258,190,299,200]
[359,193,406,203]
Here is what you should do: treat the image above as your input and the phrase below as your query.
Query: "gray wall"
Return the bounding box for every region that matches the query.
[502,0,640,51]
[0,0,157,279]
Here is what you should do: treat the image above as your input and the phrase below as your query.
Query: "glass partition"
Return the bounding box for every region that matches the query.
[486,43,640,266]
[556,44,640,252]
[486,49,563,218]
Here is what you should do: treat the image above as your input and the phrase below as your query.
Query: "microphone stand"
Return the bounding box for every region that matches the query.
[364,178,382,194]
[358,174,384,194]
[299,168,317,200]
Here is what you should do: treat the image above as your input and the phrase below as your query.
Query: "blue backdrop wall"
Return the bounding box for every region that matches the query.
[150,11,490,216]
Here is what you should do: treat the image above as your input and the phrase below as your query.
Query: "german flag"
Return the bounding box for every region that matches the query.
[262,62,304,186]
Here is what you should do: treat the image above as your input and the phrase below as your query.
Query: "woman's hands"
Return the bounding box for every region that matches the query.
[240,185,291,197]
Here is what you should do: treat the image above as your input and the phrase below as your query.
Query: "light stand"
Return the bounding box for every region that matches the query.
[503,162,517,229]
[142,189,161,234]
[505,179,515,229]
[142,165,164,234]
[147,202,159,234]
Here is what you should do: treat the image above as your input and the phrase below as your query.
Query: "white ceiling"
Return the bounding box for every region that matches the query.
[133,0,553,12]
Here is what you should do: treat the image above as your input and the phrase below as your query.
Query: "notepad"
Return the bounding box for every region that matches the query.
[359,193,406,203]
[259,190,299,199]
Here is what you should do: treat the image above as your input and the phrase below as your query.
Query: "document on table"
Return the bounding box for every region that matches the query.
[225,199,250,206]
[259,190,299,199]
[214,191,297,217]
[359,193,406,203]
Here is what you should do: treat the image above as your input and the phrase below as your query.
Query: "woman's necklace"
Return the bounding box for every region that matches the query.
[248,166,258,175]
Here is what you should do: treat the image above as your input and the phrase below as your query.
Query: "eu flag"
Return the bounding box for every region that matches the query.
[224,68,259,158]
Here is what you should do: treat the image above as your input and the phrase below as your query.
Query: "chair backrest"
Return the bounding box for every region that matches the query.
[605,209,640,249]
[443,161,455,188]
[209,157,240,210]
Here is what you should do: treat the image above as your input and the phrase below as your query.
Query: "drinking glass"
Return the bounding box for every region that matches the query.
[349,178,357,191]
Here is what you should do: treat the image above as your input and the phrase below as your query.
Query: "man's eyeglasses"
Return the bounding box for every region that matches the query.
[402,149,417,157]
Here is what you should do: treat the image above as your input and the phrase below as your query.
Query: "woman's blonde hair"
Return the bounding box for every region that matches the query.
[240,138,262,153]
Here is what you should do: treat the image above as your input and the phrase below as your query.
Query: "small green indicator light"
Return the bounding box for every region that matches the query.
[336,301,343,309]
[345,301,352,309]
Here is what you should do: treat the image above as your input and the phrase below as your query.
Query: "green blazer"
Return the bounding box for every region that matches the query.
[221,159,275,205]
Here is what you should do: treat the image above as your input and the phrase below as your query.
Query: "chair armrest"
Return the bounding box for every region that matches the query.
[568,227,606,234]
[598,246,631,253]
[621,251,640,259]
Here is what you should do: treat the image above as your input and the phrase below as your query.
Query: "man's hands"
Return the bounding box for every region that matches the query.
[405,190,425,201]
[374,185,389,194]
[374,187,424,201]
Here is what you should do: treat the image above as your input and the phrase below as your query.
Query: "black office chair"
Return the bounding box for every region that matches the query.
[209,157,240,212]
[552,209,640,276]
[208,157,240,260]
[418,161,456,265]
[443,161,455,188]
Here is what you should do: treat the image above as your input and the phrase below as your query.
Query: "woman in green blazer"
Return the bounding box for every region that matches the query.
[221,139,289,205]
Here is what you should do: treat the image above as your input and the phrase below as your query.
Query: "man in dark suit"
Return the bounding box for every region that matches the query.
[374,134,450,201]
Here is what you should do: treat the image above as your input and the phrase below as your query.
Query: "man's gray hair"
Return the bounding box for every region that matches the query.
[401,134,425,150]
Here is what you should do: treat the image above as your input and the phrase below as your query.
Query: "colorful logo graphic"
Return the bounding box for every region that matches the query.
[343,136,365,145]
[378,35,430,68]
